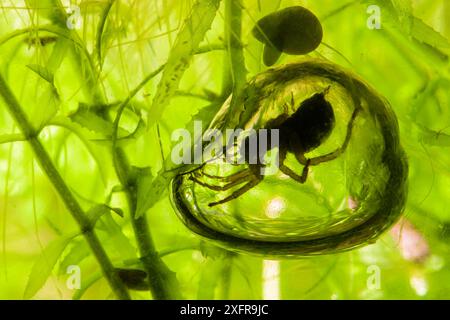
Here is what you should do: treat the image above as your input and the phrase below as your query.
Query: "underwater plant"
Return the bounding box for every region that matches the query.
[0,0,449,300]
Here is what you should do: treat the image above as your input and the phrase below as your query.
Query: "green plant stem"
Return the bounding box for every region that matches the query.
[96,0,116,69]
[18,0,183,300]
[111,64,181,299]
[113,146,180,299]
[0,133,26,144]
[219,253,234,299]
[94,53,180,299]
[52,0,179,297]
[222,0,247,97]
[0,74,131,300]
[127,185,180,299]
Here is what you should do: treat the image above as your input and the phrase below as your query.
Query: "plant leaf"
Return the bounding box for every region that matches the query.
[411,17,450,48]
[24,233,77,299]
[147,0,220,129]
[73,272,103,300]
[135,170,175,218]
[96,0,115,68]
[47,37,69,73]
[69,104,130,138]
[134,166,153,217]
[96,214,137,260]
[134,101,220,218]
[86,204,124,228]
[27,64,54,84]
[86,204,111,225]
[48,115,111,182]
[25,0,67,27]
[0,133,26,144]
[58,240,91,275]
[367,0,450,48]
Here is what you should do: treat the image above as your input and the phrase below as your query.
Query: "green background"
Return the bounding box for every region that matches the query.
[0,0,449,299]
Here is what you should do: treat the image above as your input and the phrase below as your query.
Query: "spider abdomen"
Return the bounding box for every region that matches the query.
[283,92,335,152]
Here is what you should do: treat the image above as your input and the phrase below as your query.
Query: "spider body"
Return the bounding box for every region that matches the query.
[240,90,335,166]
[191,88,359,207]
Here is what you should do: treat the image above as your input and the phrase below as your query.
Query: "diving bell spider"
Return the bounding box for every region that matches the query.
[189,88,361,207]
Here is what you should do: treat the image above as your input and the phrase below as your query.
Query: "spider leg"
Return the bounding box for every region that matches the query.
[279,159,310,183]
[208,175,262,207]
[200,168,252,182]
[189,169,252,191]
[294,151,308,166]
[309,106,361,165]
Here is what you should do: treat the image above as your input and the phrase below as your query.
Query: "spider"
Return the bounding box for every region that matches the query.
[189,87,361,207]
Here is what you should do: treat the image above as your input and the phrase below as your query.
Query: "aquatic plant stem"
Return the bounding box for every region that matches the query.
[111,65,181,299]
[222,0,247,97]
[0,74,131,300]
[53,0,180,297]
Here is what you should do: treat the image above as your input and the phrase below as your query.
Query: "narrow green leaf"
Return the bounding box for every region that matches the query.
[96,214,137,260]
[87,204,124,226]
[411,17,450,48]
[147,0,220,128]
[108,207,124,218]
[24,233,77,299]
[0,133,26,144]
[47,37,70,73]
[135,171,174,218]
[25,62,61,129]
[96,0,115,68]
[369,0,450,48]
[188,101,222,128]
[47,115,111,182]
[390,0,413,31]
[58,240,91,275]
[25,0,67,27]
[87,204,111,225]
[69,105,130,138]
[135,102,220,218]
[73,272,103,300]
[27,64,54,84]
[135,167,153,218]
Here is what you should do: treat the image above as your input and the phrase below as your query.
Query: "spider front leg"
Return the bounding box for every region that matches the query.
[189,168,252,191]
[279,160,310,183]
[199,168,251,182]
[208,173,263,207]
[278,147,311,183]
[309,106,361,165]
